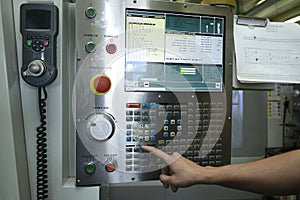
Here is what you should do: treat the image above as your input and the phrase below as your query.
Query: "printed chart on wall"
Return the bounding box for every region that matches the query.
[234,16,300,84]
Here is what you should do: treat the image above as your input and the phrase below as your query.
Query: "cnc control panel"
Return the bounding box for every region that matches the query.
[75,0,233,186]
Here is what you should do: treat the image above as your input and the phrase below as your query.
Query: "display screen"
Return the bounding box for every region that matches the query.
[26,10,51,30]
[125,9,225,92]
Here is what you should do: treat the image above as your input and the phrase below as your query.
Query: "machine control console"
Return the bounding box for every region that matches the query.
[75,0,233,186]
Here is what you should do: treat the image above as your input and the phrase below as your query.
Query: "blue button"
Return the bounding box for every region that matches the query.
[126,137,132,142]
[163,132,169,137]
[150,123,156,129]
[150,102,156,108]
[177,132,182,137]
[126,130,131,135]
[164,120,169,125]
[150,136,156,142]
[177,119,182,125]
[142,103,149,108]
[150,130,156,135]
[126,124,132,129]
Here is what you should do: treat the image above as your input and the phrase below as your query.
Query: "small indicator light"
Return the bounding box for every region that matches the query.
[85,163,96,174]
[85,42,96,53]
[85,7,97,19]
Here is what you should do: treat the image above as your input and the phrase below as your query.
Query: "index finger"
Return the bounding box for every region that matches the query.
[140,145,174,164]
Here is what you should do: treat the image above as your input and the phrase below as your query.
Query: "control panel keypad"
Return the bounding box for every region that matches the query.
[26,35,50,52]
[125,101,225,172]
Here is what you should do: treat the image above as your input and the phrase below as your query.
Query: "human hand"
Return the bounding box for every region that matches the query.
[141,145,206,192]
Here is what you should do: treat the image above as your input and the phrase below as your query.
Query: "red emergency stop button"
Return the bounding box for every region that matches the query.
[90,74,111,95]
[105,162,116,172]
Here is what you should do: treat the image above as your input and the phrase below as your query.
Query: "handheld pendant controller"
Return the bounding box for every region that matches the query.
[20,3,58,87]
[19,3,58,199]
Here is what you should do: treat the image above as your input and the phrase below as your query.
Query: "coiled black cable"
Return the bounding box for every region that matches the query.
[36,86,48,200]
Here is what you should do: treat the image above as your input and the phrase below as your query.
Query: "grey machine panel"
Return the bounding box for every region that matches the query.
[75,0,233,186]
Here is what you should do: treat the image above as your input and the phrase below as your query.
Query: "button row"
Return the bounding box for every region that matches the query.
[26,35,50,52]
[125,112,223,122]
[125,143,224,172]
[84,161,116,174]
[126,102,224,109]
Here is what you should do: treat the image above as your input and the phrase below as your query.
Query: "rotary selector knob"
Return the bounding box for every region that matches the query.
[86,113,115,141]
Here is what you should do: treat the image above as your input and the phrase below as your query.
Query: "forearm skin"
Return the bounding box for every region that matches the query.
[202,150,300,195]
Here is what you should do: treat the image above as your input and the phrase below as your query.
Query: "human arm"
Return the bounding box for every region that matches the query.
[141,145,300,195]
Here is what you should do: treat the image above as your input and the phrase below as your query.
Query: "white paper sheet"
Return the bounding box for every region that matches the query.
[234,15,300,83]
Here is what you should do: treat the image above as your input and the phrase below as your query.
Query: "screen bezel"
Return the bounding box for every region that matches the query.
[125,8,227,93]
[25,9,52,30]
[20,3,58,34]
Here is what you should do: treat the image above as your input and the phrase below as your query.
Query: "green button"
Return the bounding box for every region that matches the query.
[85,7,96,19]
[85,163,96,174]
[26,39,32,46]
[85,42,96,53]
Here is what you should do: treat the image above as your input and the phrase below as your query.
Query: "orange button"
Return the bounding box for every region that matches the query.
[105,162,115,172]
[93,75,111,94]
[126,103,141,108]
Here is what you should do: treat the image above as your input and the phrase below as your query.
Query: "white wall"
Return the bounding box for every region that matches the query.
[11,0,99,199]
[0,0,31,199]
